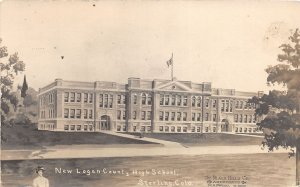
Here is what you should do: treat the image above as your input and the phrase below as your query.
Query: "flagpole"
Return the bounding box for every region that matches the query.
[171,53,173,81]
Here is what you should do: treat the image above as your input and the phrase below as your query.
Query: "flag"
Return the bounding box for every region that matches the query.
[21,75,28,98]
[166,55,173,67]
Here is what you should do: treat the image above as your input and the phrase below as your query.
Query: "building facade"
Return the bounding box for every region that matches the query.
[38,78,263,133]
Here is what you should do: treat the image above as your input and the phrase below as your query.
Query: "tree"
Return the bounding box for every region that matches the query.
[21,75,28,98]
[0,38,25,123]
[249,29,300,186]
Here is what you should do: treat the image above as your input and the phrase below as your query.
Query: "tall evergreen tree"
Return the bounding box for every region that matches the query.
[21,75,28,98]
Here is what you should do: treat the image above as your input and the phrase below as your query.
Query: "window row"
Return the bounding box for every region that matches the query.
[40,109,57,119]
[159,111,188,121]
[64,108,93,119]
[221,100,233,112]
[234,114,256,123]
[64,124,94,131]
[99,94,113,108]
[64,92,93,103]
[235,127,259,133]
[235,100,256,110]
[117,110,126,120]
[40,93,54,106]
[160,95,188,106]
[39,123,54,130]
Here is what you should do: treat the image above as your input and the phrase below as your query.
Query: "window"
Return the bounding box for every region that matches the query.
[171,112,175,121]
[248,128,252,133]
[64,125,69,130]
[117,110,121,120]
[165,95,170,105]
[212,100,217,108]
[84,109,88,119]
[197,127,201,132]
[205,127,209,132]
[133,95,137,104]
[183,96,187,106]
[234,114,238,122]
[117,126,121,131]
[122,94,126,104]
[147,126,151,132]
[141,126,145,132]
[165,126,169,132]
[205,98,209,108]
[240,101,243,109]
[225,100,229,112]
[142,93,146,105]
[183,112,187,121]
[183,126,187,132]
[197,113,201,121]
[133,111,137,120]
[99,94,103,107]
[235,128,238,132]
[70,125,75,131]
[221,100,225,112]
[147,95,152,105]
[123,111,126,120]
[104,94,108,108]
[171,126,175,132]
[205,113,209,121]
[191,126,195,132]
[159,111,164,121]
[239,128,243,132]
[192,97,196,107]
[159,126,163,132]
[244,115,248,123]
[197,97,201,107]
[108,94,113,108]
[177,112,181,121]
[141,111,146,120]
[160,95,164,105]
[89,125,93,131]
[84,93,88,103]
[235,101,239,109]
[147,111,151,120]
[244,128,247,133]
[133,126,137,132]
[89,110,93,119]
[165,112,169,121]
[171,95,176,105]
[84,125,88,131]
[212,114,217,122]
[70,109,75,118]
[64,92,69,102]
[70,92,75,102]
[239,114,243,123]
[76,109,81,119]
[117,95,121,104]
[76,93,81,102]
[123,125,126,131]
[230,101,233,112]
[192,113,195,121]
[177,95,181,106]
[249,115,252,123]
[177,126,181,132]
[89,93,93,103]
[77,125,81,131]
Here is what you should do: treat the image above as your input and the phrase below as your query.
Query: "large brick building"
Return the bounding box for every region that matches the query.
[38,78,262,133]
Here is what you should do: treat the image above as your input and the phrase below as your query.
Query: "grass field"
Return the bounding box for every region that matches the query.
[1,153,295,187]
[127,133,264,146]
[1,125,155,150]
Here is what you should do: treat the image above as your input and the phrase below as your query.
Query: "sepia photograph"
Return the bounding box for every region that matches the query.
[1,1,300,187]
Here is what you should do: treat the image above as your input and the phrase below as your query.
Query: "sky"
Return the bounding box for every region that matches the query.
[1,1,300,92]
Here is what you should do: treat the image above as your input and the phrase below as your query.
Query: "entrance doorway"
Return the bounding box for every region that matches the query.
[100,115,111,130]
[221,119,229,132]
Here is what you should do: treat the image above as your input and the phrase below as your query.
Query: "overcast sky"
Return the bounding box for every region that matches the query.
[1,1,300,92]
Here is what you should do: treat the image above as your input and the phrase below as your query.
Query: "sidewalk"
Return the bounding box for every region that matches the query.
[1,145,290,161]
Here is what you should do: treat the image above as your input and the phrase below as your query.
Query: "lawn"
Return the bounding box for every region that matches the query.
[127,133,264,146]
[1,125,155,150]
[1,153,295,187]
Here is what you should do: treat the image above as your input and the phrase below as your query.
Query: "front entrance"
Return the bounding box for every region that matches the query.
[100,115,111,130]
[221,119,229,132]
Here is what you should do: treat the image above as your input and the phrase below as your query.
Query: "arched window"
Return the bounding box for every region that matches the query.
[192,96,196,107]
[197,97,201,107]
